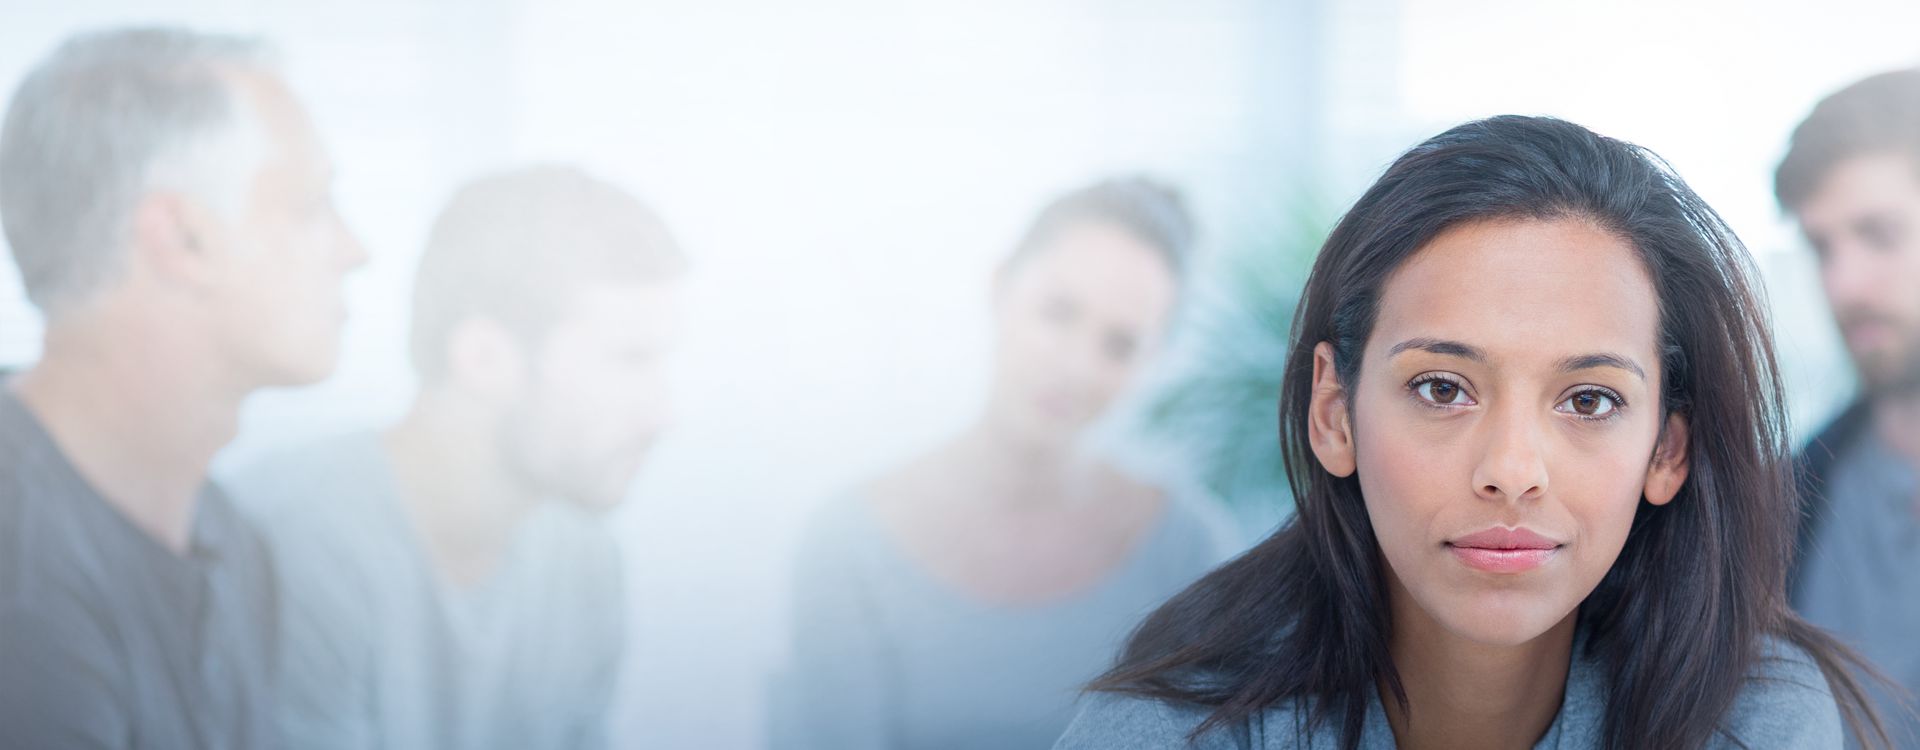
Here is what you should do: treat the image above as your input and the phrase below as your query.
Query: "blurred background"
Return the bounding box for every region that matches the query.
[1,1,1915,747]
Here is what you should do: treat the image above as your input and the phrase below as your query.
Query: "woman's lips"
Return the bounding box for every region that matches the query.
[1446,527,1563,574]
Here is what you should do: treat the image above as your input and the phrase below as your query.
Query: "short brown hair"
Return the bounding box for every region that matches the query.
[409,165,684,380]
[1775,68,1920,212]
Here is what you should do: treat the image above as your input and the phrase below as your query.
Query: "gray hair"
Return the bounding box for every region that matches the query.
[0,27,275,312]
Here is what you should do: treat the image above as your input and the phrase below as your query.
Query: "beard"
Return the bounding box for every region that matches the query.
[1838,307,1920,396]
[1860,350,1920,397]
[497,412,654,512]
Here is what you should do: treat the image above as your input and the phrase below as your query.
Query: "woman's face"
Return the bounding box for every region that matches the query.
[1310,217,1690,647]
[985,220,1177,452]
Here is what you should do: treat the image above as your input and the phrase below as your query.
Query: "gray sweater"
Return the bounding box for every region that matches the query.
[229,432,624,750]
[772,492,1238,750]
[1054,635,1843,749]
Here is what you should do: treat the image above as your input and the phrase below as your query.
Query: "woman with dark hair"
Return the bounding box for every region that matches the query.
[770,178,1238,750]
[1055,116,1886,749]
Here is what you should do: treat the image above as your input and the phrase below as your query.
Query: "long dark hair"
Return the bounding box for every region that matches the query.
[1090,115,1887,749]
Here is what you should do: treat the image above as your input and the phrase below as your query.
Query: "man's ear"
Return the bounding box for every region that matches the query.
[445,317,529,405]
[1643,412,1691,506]
[1307,341,1357,478]
[129,192,221,289]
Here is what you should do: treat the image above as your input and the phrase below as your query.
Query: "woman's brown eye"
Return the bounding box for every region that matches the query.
[1558,390,1617,417]
[1416,379,1463,405]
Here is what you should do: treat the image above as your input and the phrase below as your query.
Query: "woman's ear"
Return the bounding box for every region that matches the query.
[1307,341,1357,478]
[1643,412,1691,506]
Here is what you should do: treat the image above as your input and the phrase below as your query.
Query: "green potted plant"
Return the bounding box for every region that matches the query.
[1135,196,1331,536]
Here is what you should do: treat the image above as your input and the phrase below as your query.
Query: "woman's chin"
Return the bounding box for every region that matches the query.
[1432,598,1575,648]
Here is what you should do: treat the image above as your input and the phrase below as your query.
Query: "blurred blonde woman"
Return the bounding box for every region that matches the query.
[772,177,1236,750]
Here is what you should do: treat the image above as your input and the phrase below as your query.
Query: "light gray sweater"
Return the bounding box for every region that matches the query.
[1054,635,1843,749]
[229,432,624,750]
[772,492,1239,750]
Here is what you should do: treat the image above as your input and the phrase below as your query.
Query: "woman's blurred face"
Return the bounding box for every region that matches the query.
[1310,217,1690,647]
[985,220,1177,452]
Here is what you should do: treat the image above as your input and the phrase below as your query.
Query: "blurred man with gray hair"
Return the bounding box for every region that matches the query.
[1781,69,1920,748]
[0,27,364,748]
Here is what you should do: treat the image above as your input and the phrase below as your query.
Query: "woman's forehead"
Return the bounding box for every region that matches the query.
[1368,217,1662,371]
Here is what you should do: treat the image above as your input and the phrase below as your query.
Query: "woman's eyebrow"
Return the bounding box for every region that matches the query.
[1389,338,1647,381]
[1388,337,1485,362]
[1557,352,1647,381]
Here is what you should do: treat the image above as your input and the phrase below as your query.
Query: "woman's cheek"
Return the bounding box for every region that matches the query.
[1553,444,1655,574]
[1354,409,1466,548]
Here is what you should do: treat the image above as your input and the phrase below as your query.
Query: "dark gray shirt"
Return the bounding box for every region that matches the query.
[1795,432,1920,748]
[0,387,277,749]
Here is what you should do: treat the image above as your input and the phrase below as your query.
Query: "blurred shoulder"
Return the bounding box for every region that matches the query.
[1054,691,1249,750]
[222,431,401,604]
[1716,637,1843,749]
[793,489,888,559]
[1130,468,1244,570]
[222,430,391,522]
